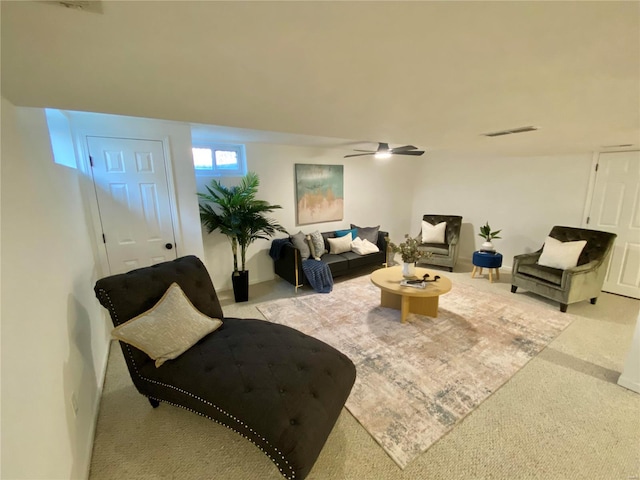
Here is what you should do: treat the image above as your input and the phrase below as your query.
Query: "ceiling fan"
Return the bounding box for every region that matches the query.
[344,143,425,158]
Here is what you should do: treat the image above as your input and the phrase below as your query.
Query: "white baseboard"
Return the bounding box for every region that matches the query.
[617,374,640,394]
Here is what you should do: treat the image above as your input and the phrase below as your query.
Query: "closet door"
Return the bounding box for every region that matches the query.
[587,150,640,299]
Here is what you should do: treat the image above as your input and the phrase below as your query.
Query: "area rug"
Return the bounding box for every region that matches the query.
[257,275,575,469]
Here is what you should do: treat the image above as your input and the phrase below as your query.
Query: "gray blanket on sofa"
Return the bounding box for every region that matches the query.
[302,259,333,294]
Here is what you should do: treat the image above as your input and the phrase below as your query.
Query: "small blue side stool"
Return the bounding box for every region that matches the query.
[472,251,503,283]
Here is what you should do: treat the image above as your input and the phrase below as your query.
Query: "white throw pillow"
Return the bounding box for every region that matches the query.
[421,221,447,243]
[111,283,223,367]
[350,237,380,255]
[328,233,352,254]
[537,236,587,270]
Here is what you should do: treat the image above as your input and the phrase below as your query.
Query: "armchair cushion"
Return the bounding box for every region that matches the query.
[111,282,223,367]
[419,242,449,255]
[421,221,446,243]
[518,264,563,286]
[538,236,587,270]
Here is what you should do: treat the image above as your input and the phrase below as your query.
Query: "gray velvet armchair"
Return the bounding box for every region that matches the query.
[417,214,463,272]
[511,226,616,312]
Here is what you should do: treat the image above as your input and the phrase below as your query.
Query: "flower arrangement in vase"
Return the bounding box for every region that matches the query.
[389,234,432,278]
[478,221,502,252]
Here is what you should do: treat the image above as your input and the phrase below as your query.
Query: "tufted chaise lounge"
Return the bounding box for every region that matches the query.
[94,255,356,480]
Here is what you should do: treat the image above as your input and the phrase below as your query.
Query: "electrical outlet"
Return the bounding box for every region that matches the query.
[71,393,79,417]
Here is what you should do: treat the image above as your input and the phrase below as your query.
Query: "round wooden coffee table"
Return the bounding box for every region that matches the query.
[370,266,452,323]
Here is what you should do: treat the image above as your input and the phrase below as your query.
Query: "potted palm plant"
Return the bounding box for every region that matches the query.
[198,172,287,302]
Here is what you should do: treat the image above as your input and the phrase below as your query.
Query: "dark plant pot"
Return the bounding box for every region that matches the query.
[232,270,249,302]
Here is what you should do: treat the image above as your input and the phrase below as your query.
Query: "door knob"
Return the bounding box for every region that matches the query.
[165,243,173,250]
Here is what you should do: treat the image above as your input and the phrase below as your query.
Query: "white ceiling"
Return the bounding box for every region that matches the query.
[2,1,639,156]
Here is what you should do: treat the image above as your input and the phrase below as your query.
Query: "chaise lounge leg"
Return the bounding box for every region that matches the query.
[511,285,517,293]
[560,303,568,313]
[148,397,160,408]
[590,297,597,305]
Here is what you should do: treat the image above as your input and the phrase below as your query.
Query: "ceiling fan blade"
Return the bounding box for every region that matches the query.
[344,152,375,158]
[395,150,425,156]
[389,145,418,153]
[351,149,377,153]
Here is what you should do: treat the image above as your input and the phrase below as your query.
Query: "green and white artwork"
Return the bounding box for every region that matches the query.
[295,164,344,225]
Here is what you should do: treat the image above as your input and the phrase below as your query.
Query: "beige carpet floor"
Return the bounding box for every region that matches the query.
[89,262,640,480]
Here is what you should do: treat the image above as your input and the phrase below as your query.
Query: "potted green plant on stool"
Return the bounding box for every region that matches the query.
[478,221,502,252]
[198,172,287,302]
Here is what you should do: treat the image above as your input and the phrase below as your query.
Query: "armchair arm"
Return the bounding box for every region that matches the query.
[512,251,541,275]
[561,260,601,291]
[564,259,600,275]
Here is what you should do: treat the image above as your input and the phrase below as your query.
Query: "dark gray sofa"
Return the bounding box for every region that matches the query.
[273,229,388,289]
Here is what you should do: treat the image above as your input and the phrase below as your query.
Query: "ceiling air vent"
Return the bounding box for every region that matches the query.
[482,126,539,137]
[39,1,103,13]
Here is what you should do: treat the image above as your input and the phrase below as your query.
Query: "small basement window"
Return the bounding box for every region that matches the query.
[192,143,246,176]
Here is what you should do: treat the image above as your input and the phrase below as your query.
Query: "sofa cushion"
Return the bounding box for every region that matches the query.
[518,264,563,286]
[291,231,311,260]
[308,230,326,259]
[350,224,380,244]
[538,236,586,270]
[320,253,350,276]
[335,228,357,239]
[351,237,380,255]
[111,282,223,367]
[421,221,447,243]
[328,234,352,254]
[340,250,384,270]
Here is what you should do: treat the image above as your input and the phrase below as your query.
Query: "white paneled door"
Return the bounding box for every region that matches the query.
[88,136,177,274]
[587,151,640,299]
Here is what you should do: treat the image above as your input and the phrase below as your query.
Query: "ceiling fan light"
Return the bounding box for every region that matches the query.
[375,152,391,159]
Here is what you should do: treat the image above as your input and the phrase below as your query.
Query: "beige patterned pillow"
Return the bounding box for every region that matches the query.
[111,283,223,367]
[328,233,352,254]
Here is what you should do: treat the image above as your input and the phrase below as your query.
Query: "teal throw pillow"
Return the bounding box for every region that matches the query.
[335,228,357,240]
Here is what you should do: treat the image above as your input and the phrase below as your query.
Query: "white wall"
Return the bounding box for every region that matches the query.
[0,98,111,479]
[411,152,594,267]
[618,311,640,394]
[196,142,421,291]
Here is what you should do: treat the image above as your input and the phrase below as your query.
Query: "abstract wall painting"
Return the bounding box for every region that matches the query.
[295,164,344,225]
